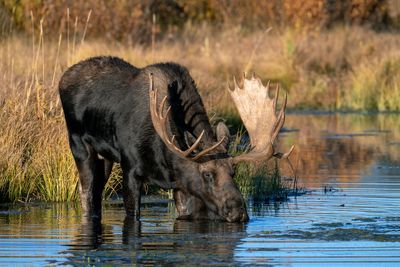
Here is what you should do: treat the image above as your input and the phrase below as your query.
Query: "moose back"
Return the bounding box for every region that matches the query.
[59,56,291,222]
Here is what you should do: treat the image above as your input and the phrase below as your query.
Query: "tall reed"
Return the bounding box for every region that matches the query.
[0,12,89,202]
[1,11,399,203]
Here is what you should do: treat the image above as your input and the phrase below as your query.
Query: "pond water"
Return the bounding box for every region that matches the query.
[1,113,400,266]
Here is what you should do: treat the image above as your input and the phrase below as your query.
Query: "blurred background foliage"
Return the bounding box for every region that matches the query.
[1,0,400,203]
[1,0,399,42]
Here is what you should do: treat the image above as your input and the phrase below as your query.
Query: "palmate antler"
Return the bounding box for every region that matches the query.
[148,73,225,162]
[148,72,295,177]
[229,73,296,176]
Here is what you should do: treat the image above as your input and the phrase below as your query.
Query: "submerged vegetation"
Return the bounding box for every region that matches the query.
[0,0,399,202]
[234,163,288,201]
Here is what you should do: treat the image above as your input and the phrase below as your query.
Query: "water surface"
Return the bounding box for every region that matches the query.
[1,113,400,266]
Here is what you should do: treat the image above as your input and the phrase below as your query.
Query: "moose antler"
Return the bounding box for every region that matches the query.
[148,73,225,161]
[229,73,295,168]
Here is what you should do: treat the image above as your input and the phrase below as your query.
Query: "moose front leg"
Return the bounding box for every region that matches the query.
[122,167,143,219]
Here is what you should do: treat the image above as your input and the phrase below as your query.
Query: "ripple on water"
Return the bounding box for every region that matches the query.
[1,114,400,266]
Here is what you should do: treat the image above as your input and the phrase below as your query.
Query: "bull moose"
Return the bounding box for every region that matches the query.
[59,56,293,223]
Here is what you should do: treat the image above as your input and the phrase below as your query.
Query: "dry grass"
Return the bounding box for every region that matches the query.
[0,15,400,202]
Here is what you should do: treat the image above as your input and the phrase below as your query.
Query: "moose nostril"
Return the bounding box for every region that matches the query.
[226,208,249,223]
[222,195,248,222]
[224,206,246,222]
[226,210,239,222]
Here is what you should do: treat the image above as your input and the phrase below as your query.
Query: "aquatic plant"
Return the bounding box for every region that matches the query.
[228,129,290,201]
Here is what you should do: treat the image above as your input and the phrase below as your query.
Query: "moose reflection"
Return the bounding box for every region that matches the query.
[279,114,387,187]
[65,206,247,266]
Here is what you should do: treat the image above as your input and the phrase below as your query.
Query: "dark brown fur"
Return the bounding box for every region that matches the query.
[59,56,248,222]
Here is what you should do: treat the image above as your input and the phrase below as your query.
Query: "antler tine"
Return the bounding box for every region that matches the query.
[227,81,234,91]
[149,73,157,111]
[166,131,205,157]
[271,92,287,143]
[271,95,296,181]
[181,130,205,157]
[149,73,224,162]
[149,73,154,91]
[159,96,171,119]
[273,84,279,110]
[233,75,239,89]
[273,145,297,183]
[263,80,270,95]
[273,145,294,159]
[191,136,226,161]
[231,141,274,164]
[283,145,295,158]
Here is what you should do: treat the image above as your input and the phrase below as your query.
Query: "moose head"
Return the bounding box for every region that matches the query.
[149,73,294,222]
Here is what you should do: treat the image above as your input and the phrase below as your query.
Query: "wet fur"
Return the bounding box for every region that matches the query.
[59,56,222,219]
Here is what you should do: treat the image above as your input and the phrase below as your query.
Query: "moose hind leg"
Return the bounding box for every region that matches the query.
[69,134,107,219]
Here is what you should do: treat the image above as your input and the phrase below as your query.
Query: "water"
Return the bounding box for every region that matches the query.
[1,113,400,266]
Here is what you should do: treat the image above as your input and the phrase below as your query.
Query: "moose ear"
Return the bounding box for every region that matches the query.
[216,122,230,150]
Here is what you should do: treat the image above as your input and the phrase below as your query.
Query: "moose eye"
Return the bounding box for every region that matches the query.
[202,171,214,182]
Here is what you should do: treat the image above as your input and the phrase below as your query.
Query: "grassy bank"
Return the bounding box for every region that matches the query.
[0,20,399,202]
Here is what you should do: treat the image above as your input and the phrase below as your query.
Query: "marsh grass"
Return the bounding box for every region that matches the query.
[227,129,290,201]
[0,14,86,203]
[1,10,399,203]
[234,162,288,201]
[340,58,400,111]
